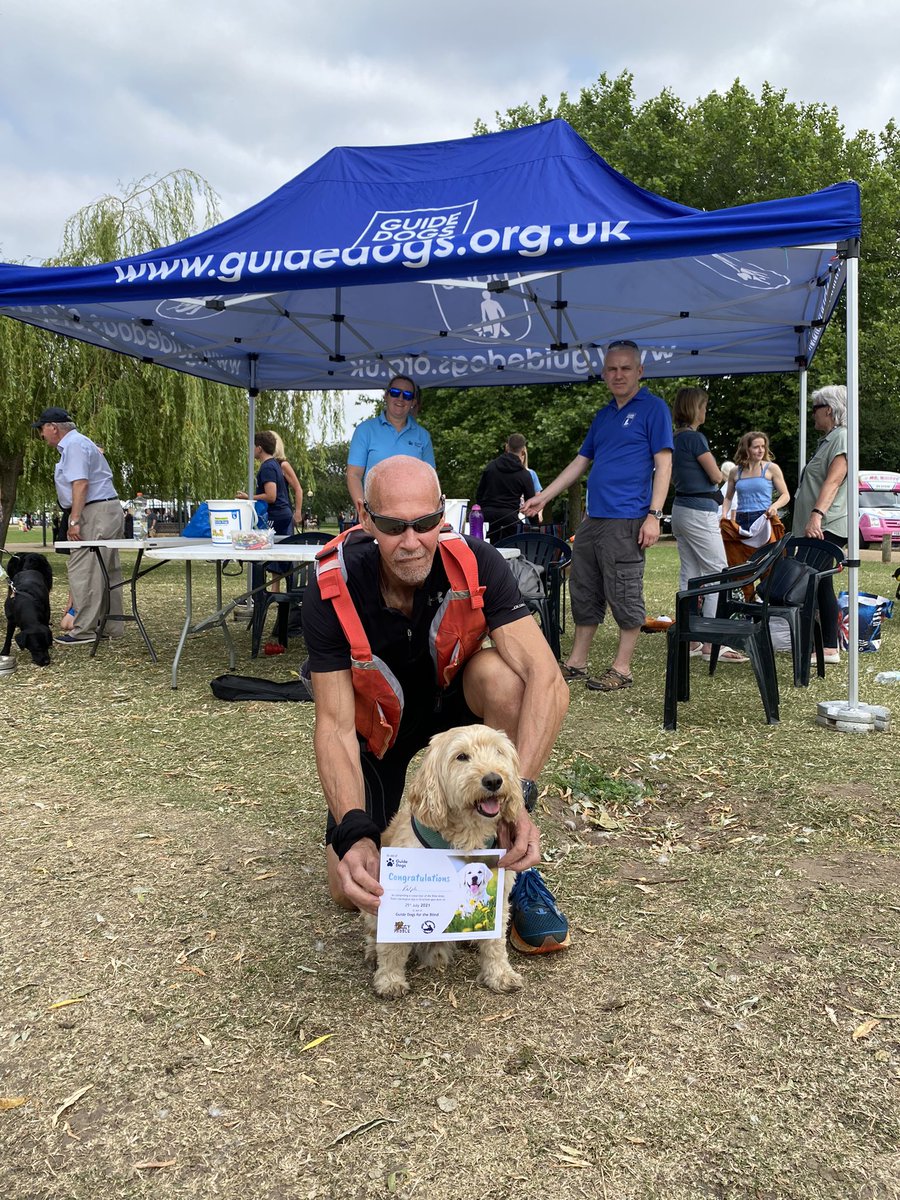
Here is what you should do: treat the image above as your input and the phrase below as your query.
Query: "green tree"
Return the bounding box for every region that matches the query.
[442,73,900,511]
[306,441,351,522]
[0,172,335,541]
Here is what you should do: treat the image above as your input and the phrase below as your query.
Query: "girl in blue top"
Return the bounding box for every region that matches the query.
[670,387,746,662]
[723,431,790,531]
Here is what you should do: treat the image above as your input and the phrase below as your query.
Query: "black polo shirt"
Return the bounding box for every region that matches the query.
[302,534,528,733]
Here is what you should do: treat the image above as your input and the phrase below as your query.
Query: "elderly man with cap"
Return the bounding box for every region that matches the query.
[33,407,125,645]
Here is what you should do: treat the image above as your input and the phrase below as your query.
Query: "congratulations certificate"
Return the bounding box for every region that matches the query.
[376,847,506,943]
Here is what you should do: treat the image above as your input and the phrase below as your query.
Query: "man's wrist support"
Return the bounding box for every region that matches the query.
[331,810,382,860]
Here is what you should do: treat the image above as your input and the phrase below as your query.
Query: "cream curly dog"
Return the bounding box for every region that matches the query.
[364,725,524,999]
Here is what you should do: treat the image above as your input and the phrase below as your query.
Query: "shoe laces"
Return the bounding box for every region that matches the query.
[510,868,559,913]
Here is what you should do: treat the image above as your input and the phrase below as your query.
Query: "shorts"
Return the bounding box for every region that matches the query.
[324,680,480,844]
[569,516,646,630]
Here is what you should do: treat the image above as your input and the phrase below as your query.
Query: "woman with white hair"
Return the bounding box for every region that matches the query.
[791,384,849,663]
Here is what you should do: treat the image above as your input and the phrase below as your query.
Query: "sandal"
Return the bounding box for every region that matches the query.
[586,666,634,692]
[702,647,748,663]
[689,644,704,658]
[559,663,588,681]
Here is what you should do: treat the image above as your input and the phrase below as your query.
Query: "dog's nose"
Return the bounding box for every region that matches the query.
[481,773,502,793]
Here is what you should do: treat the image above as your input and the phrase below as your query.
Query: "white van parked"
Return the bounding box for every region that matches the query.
[858,470,900,546]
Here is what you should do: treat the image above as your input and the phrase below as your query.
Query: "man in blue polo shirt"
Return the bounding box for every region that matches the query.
[522,341,672,692]
[345,375,436,509]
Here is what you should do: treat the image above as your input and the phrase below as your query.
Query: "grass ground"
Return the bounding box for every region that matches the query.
[1,542,898,1199]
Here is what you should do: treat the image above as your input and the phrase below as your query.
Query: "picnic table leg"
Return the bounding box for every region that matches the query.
[170,561,194,689]
[129,549,158,663]
[215,563,236,669]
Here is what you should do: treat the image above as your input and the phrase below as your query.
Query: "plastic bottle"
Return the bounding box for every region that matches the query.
[132,492,147,540]
[468,503,484,539]
[874,671,900,684]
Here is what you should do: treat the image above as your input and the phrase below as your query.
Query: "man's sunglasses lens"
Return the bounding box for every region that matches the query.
[365,504,445,535]
[388,387,415,400]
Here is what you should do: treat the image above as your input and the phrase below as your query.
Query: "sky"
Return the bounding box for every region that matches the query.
[2,0,897,435]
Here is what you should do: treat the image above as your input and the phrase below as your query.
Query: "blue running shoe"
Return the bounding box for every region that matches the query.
[509,868,570,954]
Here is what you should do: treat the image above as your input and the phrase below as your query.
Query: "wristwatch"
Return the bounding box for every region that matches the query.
[521,778,539,813]
[811,507,826,518]
[648,509,664,520]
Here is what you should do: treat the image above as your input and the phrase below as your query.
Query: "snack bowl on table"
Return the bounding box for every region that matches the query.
[231,528,275,551]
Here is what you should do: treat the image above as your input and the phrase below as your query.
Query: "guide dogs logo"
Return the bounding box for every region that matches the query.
[156,296,225,322]
[695,253,789,290]
[431,274,533,344]
[352,201,479,249]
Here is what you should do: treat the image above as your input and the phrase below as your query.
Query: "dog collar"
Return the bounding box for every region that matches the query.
[411,816,497,851]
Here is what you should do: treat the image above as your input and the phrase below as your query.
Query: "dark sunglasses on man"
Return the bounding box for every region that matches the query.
[386,386,416,401]
[363,499,445,536]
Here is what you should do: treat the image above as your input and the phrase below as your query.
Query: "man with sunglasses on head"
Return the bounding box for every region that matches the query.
[522,340,673,693]
[345,375,436,511]
[301,456,571,955]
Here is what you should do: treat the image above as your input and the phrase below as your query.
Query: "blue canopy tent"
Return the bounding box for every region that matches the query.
[0,119,869,715]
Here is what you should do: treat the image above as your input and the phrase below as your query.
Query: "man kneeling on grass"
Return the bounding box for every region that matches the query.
[300,456,571,954]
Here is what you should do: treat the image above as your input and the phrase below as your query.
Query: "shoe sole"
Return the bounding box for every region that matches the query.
[509,926,571,955]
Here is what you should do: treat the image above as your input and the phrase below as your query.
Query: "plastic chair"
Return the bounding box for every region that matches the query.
[724,537,845,687]
[250,531,332,657]
[495,532,572,660]
[664,538,785,730]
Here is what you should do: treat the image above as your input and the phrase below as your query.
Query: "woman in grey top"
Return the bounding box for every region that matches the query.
[792,385,849,663]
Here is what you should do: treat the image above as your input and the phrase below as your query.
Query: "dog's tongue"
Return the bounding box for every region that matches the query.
[477,797,501,817]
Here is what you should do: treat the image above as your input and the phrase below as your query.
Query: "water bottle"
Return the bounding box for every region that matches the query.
[132,492,147,540]
[469,503,484,539]
[874,671,900,684]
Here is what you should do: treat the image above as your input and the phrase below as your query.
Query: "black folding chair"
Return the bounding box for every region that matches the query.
[495,532,572,661]
[664,538,786,730]
[250,531,332,657]
[723,537,845,686]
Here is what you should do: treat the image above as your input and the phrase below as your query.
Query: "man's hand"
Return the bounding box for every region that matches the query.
[336,838,384,914]
[804,511,825,540]
[638,514,661,549]
[497,809,541,873]
[521,494,544,520]
[67,522,82,542]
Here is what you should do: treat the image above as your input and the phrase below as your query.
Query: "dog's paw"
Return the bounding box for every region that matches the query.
[373,969,411,1000]
[478,964,524,993]
[418,942,455,972]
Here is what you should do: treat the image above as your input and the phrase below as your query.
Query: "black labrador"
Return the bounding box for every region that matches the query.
[2,553,54,666]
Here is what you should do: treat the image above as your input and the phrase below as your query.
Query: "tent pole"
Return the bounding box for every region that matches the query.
[248,356,259,500]
[845,252,860,709]
[798,369,808,474]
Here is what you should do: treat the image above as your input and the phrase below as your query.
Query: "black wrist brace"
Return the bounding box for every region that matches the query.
[331,810,382,860]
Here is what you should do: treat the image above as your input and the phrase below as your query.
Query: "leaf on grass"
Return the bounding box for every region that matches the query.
[176,965,207,977]
[481,1010,515,1024]
[588,808,621,831]
[51,1083,93,1128]
[47,996,86,1011]
[852,1018,880,1041]
[134,1158,177,1170]
[198,1034,211,1048]
[254,871,281,881]
[448,988,458,1009]
[0,1097,27,1111]
[300,1033,334,1052]
[436,1096,458,1113]
[824,1005,839,1027]
[323,1115,397,1148]
[551,1151,591,1168]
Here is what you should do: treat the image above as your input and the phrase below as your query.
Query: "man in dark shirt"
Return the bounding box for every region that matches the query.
[302,456,570,952]
[474,432,536,542]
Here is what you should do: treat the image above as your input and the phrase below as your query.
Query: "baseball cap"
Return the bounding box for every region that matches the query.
[32,407,72,428]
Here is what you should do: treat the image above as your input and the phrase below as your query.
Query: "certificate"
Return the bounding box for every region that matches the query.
[376,847,506,943]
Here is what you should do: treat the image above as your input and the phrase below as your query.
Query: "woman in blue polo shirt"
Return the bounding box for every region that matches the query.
[345,376,435,510]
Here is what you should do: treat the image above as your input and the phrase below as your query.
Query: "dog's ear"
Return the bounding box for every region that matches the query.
[6,555,23,580]
[406,747,449,831]
[35,557,54,590]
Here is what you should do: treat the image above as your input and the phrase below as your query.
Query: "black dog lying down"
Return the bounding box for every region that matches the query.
[2,553,54,666]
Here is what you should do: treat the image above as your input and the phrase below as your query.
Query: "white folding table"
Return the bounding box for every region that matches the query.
[144,542,320,688]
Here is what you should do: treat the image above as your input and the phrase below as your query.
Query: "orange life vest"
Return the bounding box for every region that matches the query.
[315,527,487,758]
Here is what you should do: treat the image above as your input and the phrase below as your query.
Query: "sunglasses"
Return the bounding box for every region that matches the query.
[387,386,416,401]
[607,339,640,351]
[363,500,445,536]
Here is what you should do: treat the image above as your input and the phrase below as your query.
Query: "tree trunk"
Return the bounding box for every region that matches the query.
[0,450,24,547]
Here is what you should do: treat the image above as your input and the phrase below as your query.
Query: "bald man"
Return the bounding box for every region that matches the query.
[301,456,571,954]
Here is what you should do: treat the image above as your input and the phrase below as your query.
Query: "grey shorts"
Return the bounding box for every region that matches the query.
[569,517,646,629]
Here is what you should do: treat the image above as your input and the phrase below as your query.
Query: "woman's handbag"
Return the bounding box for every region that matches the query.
[760,557,816,607]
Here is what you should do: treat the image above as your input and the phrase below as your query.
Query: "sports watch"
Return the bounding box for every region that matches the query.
[521,778,538,812]
[648,509,664,520]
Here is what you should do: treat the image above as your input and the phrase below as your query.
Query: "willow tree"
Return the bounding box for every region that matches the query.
[1,171,332,540]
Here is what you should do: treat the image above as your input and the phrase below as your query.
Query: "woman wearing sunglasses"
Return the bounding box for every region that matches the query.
[346,375,436,511]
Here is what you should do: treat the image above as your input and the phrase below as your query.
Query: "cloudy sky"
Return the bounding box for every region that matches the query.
[2,0,895,429]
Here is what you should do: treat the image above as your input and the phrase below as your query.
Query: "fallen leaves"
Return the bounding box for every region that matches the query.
[47,996,86,1011]
[0,1097,27,1111]
[852,1018,880,1041]
[300,1033,333,1052]
[51,1083,93,1128]
[134,1158,177,1170]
